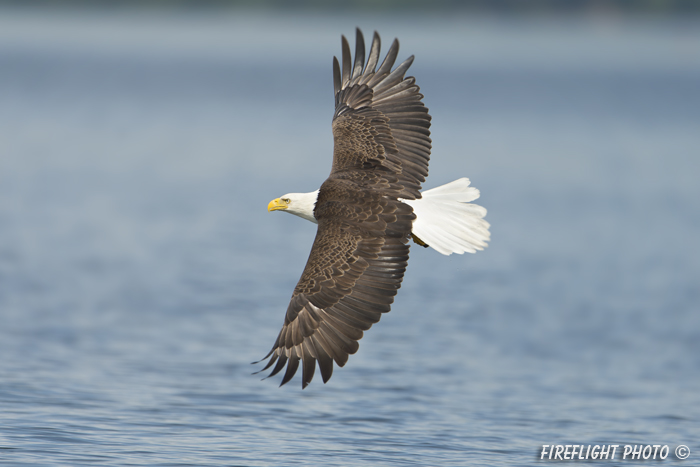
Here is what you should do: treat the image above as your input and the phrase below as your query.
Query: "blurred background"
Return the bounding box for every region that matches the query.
[1,1,699,466]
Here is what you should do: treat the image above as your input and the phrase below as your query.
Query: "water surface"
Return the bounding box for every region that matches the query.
[1,10,699,466]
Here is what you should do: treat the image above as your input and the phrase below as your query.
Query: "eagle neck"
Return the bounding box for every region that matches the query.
[291,190,319,224]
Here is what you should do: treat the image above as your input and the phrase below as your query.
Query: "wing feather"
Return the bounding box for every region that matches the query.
[368,38,399,87]
[341,35,352,88]
[267,353,288,378]
[332,57,341,96]
[280,348,300,386]
[301,343,316,388]
[359,32,381,85]
[373,56,414,94]
[311,335,334,383]
[351,28,365,83]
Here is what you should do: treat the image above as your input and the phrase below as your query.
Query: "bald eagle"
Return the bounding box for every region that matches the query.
[257,29,490,388]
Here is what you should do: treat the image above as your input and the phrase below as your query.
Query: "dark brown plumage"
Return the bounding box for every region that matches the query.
[256,29,432,388]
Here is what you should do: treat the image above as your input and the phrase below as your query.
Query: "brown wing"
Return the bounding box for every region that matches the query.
[332,29,432,199]
[257,29,431,388]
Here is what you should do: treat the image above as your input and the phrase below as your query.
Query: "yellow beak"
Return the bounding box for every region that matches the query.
[268,198,288,212]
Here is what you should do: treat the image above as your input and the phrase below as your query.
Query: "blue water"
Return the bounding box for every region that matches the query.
[1,10,699,466]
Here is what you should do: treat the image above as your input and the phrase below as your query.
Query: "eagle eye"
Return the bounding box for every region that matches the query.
[282,198,290,204]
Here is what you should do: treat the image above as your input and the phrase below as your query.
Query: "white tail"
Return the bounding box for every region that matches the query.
[403,178,490,256]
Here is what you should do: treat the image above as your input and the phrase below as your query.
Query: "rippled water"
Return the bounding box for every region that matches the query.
[1,9,699,466]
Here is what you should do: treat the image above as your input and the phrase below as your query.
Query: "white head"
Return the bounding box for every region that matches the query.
[267,190,319,224]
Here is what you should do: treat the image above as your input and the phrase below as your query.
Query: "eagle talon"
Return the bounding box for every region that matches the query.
[411,234,429,248]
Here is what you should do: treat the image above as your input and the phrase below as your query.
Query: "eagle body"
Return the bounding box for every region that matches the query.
[259,29,490,388]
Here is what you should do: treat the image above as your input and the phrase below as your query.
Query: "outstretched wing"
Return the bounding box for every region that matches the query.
[332,29,432,199]
[257,29,431,388]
